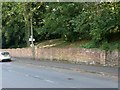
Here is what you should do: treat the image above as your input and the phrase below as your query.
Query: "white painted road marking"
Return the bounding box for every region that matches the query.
[45,79,54,83]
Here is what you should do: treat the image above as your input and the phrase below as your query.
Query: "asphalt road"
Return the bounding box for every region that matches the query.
[1,59,118,88]
[0,64,2,89]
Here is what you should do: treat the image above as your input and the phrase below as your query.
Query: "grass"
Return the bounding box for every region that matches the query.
[35,39,89,48]
[35,39,120,50]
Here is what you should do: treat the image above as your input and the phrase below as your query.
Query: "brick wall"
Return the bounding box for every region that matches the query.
[105,50,119,66]
[0,48,119,66]
[36,48,102,64]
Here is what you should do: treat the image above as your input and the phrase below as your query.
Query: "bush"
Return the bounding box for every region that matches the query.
[80,41,97,49]
[100,42,110,51]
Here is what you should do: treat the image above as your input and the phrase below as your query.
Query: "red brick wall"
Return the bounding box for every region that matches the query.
[35,48,102,64]
[0,48,119,66]
[1,48,32,58]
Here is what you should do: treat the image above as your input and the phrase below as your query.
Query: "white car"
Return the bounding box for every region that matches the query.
[0,51,11,62]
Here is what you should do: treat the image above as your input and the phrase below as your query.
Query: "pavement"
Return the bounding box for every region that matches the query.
[12,58,118,78]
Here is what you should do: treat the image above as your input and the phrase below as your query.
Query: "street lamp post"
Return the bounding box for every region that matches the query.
[30,17,35,60]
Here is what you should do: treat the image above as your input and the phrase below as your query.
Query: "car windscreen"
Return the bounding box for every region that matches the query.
[1,52,9,55]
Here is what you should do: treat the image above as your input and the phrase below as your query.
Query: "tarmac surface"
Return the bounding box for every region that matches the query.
[1,58,118,88]
[13,58,118,78]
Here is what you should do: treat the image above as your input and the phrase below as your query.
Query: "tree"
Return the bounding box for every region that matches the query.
[2,2,26,48]
[2,2,120,49]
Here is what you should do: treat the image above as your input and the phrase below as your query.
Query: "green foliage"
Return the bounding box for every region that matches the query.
[2,3,26,48]
[80,41,97,49]
[100,40,120,51]
[2,2,120,50]
[100,42,111,51]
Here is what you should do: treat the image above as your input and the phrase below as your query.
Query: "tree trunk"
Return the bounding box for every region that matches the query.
[23,3,30,47]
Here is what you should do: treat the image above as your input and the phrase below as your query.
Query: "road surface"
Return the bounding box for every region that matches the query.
[1,59,118,88]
